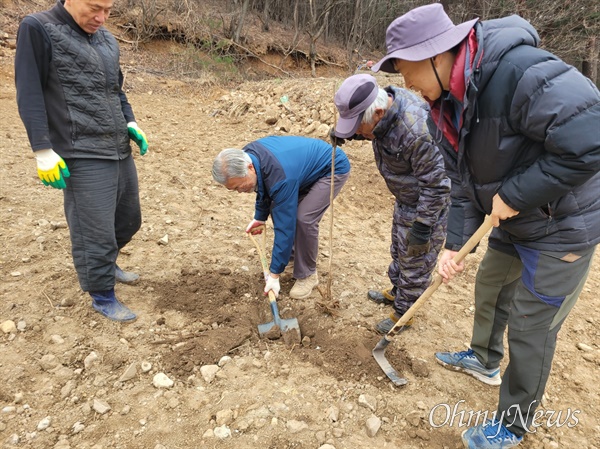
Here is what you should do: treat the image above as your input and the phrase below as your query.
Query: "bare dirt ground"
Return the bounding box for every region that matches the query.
[1,19,600,449]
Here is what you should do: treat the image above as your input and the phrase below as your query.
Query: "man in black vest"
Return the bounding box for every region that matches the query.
[15,0,149,322]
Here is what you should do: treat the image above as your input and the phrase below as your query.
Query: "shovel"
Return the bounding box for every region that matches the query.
[373,216,493,386]
[247,226,301,343]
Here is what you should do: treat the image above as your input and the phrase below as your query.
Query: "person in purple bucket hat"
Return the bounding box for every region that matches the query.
[372,3,600,449]
[332,74,450,335]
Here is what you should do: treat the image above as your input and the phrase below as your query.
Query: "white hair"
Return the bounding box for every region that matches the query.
[362,88,389,124]
[212,148,252,185]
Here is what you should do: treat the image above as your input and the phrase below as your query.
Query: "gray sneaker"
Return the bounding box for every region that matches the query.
[435,349,501,386]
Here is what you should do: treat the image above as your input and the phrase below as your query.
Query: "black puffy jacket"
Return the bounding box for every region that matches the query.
[434,16,600,252]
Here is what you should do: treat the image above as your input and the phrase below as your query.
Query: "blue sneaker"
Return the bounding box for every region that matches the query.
[435,349,501,386]
[462,419,523,448]
[90,289,137,322]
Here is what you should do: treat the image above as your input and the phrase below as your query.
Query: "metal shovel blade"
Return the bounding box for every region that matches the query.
[258,292,301,344]
[257,317,300,336]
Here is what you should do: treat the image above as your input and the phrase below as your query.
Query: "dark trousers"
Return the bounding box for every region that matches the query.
[389,201,448,315]
[471,239,595,436]
[63,156,141,292]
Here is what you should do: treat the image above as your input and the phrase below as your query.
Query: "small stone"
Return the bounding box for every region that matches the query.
[213,425,231,439]
[50,335,65,344]
[218,356,232,367]
[84,351,98,370]
[60,297,76,307]
[119,363,138,382]
[0,320,17,334]
[406,410,422,427]
[365,415,382,437]
[158,235,169,245]
[14,392,24,404]
[92,399,111,415]
[152,373,174,388]
[215,409,234,426]
[327,406,339,422]
[411,358,430,377]
[200,365,220,383]
[286,419,308,433]
[358,393,377,412]
[72,422,85,434]
[40,354,60,371]
[576,342,594,352]
[37,416,52,431]
[141,361,152,373]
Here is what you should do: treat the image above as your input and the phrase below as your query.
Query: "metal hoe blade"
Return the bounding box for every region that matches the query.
[372,336,407,386]
[372,216,493,386]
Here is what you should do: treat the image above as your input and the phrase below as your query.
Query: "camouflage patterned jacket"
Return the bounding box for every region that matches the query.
[371,86,450,227]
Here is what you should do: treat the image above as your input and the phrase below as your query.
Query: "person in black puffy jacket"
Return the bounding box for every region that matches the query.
[373,3,600,448]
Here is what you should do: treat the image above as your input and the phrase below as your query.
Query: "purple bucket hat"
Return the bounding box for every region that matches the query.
[333,74,379,138]
[371,3,479,73]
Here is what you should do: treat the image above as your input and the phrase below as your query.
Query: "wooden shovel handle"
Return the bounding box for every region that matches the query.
[247,226,269,276]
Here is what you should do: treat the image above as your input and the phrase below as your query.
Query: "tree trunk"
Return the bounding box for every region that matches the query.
[347,0,362,72]
[262,0,270,31]
[233,0,250,44]
[581,35,598,86]
[310,40,317,77]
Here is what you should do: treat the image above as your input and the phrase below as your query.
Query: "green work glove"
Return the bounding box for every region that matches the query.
[127,122,148,155]
[35,149,70,189]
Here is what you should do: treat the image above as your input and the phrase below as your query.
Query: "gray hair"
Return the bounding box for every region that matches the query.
[362,88,389,125]
[212,148,252,185]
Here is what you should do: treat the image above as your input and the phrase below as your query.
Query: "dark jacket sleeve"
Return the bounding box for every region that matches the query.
[499,60,600,211]
[118,69,135,123]
[15,17,52,151]
[407,135,451,227]
[445,184,486,251]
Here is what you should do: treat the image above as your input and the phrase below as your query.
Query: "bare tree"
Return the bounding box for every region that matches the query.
[261,0,271,31]
[306,0,338,77]
[233,0,250,43]
[582,35,598,84]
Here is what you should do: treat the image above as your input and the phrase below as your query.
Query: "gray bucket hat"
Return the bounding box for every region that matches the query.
[371,4,478,73]
[333,74,379,138]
